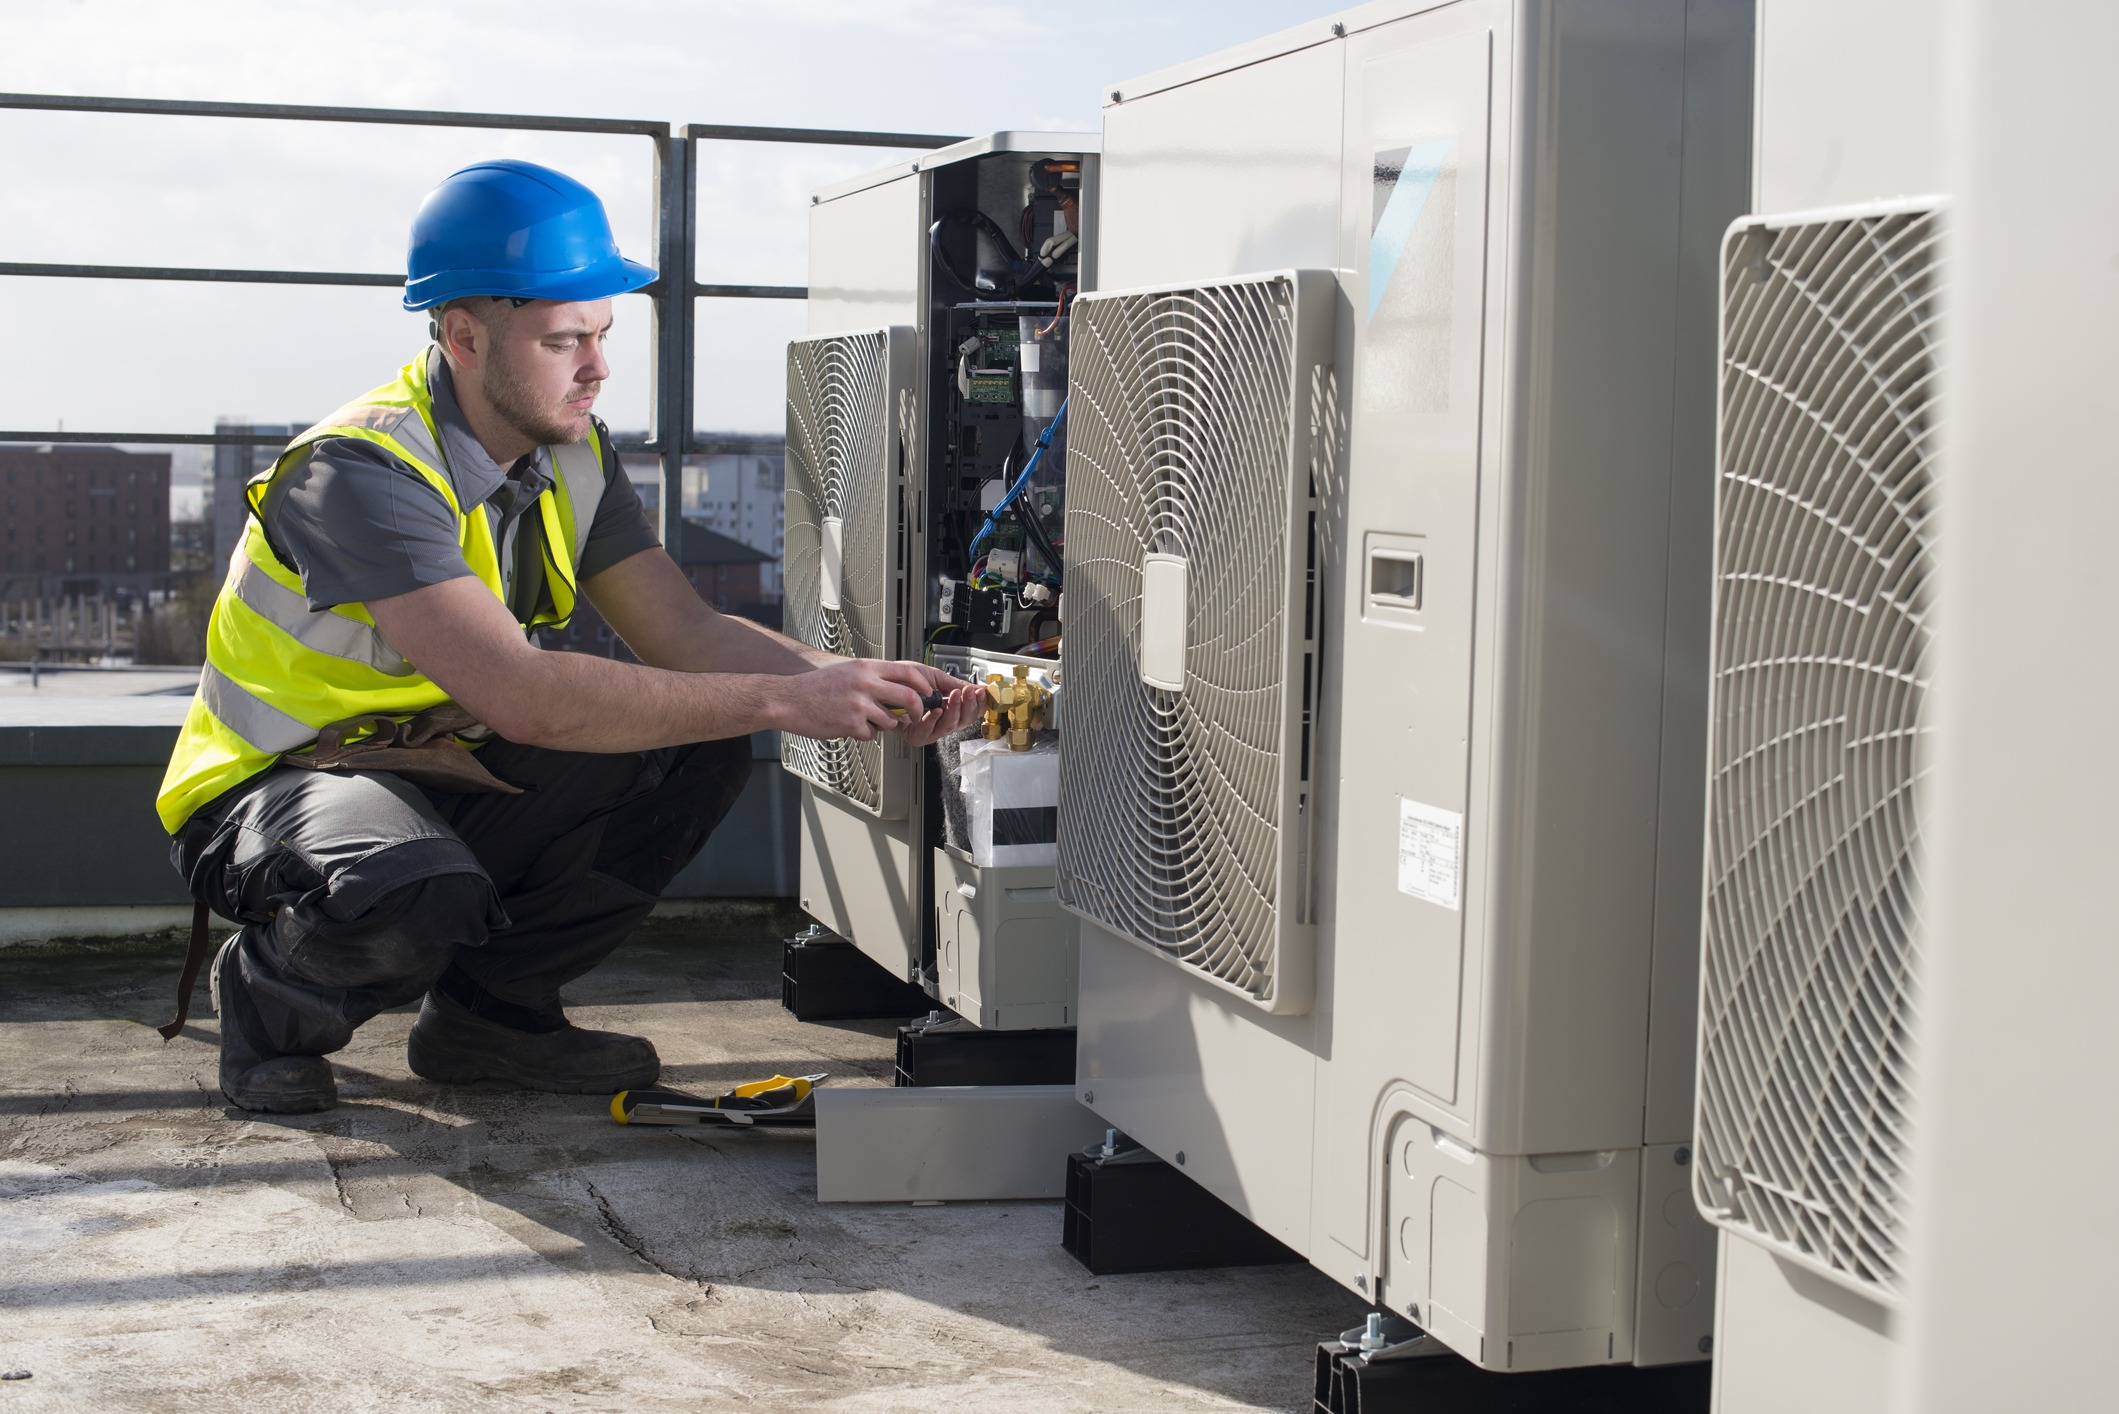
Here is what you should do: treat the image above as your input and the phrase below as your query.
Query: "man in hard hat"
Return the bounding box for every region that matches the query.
[155,159,980,1115]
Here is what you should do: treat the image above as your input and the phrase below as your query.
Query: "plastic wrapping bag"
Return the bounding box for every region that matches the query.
[958,733,1059,868]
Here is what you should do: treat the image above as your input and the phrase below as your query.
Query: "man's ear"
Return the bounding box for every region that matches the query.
[436,306,480,367]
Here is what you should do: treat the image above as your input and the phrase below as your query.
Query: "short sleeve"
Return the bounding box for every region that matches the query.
[576,430,661,579]
[263,438,476,611]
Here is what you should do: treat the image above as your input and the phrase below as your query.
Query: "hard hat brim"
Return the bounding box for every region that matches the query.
[402,255,658,312]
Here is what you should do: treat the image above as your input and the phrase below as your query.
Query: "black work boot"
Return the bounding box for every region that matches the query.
[405,979,659,1094]
[214,933,338,1114]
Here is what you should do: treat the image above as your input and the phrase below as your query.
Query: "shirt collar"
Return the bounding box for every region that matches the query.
[425,347,552,508]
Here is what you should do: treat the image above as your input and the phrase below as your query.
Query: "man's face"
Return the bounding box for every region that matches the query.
[475,298,614,447]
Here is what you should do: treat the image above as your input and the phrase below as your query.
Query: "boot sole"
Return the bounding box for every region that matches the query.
[406,1033,657,1094]
[223,1090,337,1115]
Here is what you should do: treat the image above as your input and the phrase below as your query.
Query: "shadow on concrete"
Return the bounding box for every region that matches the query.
[0,911,1366,1408]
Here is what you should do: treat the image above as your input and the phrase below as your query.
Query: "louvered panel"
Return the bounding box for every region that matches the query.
[782,327,910,818]
[1697,205,1942,1303]
[1055,271,1336,1014]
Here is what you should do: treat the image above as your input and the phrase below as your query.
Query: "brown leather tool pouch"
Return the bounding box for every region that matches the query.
[279,702,523,796]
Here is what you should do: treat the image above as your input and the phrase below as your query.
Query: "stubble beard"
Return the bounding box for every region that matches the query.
[483,344,595,447]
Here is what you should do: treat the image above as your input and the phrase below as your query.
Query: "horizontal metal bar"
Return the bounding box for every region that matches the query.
[685,122,965,149]
[686,435,787,456]
[3,263,806,302]
[0,91,664,136]
[1,261,400,287]
[0,427,671,454]
[694,282,807,300]
[6,262,809,305]
[0,429,291,447]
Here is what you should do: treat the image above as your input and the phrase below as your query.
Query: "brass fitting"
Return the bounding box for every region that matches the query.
[982,663,1050,750]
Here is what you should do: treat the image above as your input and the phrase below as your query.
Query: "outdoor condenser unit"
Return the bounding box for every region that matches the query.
[1692,2,1946,1410]
[789,134,1097,1023]
[1059,0,1752,1373]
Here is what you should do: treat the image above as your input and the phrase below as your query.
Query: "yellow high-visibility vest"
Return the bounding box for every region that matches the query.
[155,350,605,832]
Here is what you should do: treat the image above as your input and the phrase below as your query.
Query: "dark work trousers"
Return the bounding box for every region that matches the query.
[170,736,753,1061]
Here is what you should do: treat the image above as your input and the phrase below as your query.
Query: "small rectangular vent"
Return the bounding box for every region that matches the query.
[1696,204,1942,1303]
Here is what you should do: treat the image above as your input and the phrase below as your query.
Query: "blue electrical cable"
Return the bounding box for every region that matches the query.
[968,398,1068,564]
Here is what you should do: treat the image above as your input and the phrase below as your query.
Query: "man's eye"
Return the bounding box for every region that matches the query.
[549,339,577,352]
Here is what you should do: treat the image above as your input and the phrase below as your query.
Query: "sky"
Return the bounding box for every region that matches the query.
[2,0,1343,442]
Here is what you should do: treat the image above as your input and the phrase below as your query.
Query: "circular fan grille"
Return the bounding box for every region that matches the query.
[781,331,891,812]
[1698,208,1941,1300]
[1056,277,1307,1004]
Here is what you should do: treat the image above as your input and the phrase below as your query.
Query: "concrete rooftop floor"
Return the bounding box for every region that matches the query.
[0,906,1366,1412]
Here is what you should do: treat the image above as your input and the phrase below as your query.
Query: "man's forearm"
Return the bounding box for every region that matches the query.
[583,549,839,676]
[644,605,839,676]
[505,648,788,751]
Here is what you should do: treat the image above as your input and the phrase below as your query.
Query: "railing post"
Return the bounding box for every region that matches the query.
[652,126,695,550]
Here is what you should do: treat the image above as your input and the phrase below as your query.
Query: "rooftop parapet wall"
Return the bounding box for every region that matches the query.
[0,697,795,936]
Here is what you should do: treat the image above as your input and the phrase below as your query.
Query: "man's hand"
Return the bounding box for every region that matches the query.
[775,660,983,746]
[897,677,986,748]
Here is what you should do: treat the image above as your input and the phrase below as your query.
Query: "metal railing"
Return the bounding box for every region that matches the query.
[0,91,963,544]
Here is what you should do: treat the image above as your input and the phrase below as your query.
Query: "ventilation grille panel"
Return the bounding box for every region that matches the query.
[1055,272,1334,1014]
[1697,206,1942,1303]
[782,328,906,817]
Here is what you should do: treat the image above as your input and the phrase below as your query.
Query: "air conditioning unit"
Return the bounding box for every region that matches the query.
[790,134,1097,1019]
[1061,0,1752,1373]
[1696,192,1939,1414]
[1692,2,1948,1411]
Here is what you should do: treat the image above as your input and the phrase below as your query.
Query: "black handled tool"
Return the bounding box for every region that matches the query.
[888,689,953,717]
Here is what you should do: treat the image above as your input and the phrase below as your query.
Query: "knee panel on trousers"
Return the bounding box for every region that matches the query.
[272,871,497,994]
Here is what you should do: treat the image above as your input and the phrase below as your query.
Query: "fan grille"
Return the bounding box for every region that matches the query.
[1697,207,1942,1301]
[1056,274,1326,1009]
[782,330,893,813]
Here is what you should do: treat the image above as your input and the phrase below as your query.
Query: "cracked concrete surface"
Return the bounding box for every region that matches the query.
[0,908,1365,1411]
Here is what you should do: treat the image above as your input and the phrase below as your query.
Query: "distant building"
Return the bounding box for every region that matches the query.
[212,423,299,573]
[544,517,774,660]
[687,440,785,600]
[0,443,173,598]
[620,434,785,600]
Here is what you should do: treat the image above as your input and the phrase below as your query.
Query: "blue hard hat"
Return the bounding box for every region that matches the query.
[402,159,656,311]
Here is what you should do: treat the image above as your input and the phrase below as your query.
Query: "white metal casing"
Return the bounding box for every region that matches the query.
[1069,0,1751,1372]
[1698,4,1948,1409]
[797,135,1097,991]
[1894,5,2119,1407]
[797,168,925,979]
[934,850,1075,1030]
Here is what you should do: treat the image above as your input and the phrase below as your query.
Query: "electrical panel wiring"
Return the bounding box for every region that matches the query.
[924,155,1080,661]
[932,302,1068,653]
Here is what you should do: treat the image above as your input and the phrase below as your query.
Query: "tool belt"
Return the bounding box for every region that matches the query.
[157,703,518,1042]
[279,702,523,796]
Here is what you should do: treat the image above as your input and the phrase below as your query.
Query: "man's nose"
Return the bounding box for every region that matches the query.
[580,343,612,384]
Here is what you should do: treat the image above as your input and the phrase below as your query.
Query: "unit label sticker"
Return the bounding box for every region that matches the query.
[1397,797,1463,910]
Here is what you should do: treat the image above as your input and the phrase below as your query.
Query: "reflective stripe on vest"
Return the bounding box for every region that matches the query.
[155,350,611,832]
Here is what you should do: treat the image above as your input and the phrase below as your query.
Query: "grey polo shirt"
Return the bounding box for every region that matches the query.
[259,349,659,621]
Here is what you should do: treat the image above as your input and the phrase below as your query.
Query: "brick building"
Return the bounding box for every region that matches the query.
[0,443,173,597]
[544,517,773,659]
